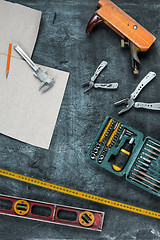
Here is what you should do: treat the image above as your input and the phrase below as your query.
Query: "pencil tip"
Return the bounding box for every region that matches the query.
[6,72,8,79]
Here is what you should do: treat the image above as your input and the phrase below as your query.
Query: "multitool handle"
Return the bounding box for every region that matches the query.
[94,83,118,89]
[91,61,107,82]
[135,102,160,110]
[130,72,156,100]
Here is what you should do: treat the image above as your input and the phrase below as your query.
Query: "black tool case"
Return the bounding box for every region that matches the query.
[86,116,160,197]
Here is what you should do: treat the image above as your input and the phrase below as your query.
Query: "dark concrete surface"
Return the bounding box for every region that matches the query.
[0,0,160,239]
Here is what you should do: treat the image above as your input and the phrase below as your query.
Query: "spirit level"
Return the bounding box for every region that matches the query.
[0,194,104,231]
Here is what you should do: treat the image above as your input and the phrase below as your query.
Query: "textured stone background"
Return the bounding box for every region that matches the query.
[0,0,160,239]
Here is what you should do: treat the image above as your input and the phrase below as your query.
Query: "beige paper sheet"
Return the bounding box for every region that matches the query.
[0,55,69,149]
[0,1,42,58]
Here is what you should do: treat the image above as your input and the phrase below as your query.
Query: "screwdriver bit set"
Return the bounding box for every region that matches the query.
[128,138,160,195]
[86,116,160,196]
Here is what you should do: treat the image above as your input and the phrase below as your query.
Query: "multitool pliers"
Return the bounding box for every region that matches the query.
[115,72,160,114]
[82,61,118,93]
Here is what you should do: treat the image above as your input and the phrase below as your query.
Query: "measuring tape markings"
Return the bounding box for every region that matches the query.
[0,168,160,219]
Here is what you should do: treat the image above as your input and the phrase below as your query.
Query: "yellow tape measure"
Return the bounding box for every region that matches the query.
[0,168,159,219]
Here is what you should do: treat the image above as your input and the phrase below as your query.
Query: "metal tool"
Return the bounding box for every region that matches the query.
[138,159,150,167]
[141,153,159,168]
[139,155,160,172]
[140,156,151,164]
[148,139,160,151]
[134,168,160,184]
[131,172,160,189]
[137,159,160,175]
[115,129,126,147]
[90,143,101,160]
[114,72,159,114]
[144,147,159,157]
[82,61,118,92]
[142,152,157,161]
[129,176,158,193]
[135,164,160,178]
[107,123,123,148]
[14,44,55,93]
[94,83,118,89]
[136,164,149,172]
[115,128,134,148]
[0,168,160,220]
[146,143,160,153]
[125,130,134,136]
[99,118,115,144]
[0,194,104,231]
[86,0,156,74]
[97,146,108,164]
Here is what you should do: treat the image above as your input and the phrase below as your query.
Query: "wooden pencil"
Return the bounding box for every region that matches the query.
[6,43,12,78]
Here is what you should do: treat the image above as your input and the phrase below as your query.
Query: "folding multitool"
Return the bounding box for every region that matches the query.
[114,72,160,114]
[14,44,55,93]
[82,61,118,93]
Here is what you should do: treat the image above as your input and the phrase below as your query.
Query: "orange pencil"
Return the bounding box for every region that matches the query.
[6,43,12,78]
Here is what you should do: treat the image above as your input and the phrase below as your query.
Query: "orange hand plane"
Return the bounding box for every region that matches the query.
[86,0,156,74]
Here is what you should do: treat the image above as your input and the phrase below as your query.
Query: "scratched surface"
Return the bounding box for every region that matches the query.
[0,0,160,239]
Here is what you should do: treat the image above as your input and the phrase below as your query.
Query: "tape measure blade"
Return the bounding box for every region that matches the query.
[0,169,160,220]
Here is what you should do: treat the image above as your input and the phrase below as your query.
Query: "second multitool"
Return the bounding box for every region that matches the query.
[114,72,160,114]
